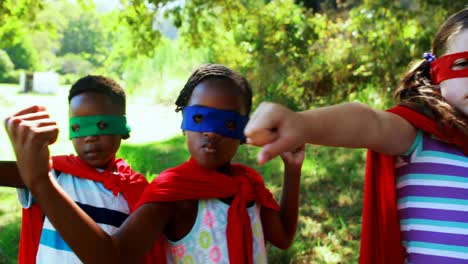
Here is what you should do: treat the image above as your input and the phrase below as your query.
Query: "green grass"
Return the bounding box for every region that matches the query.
[0,84,366,263]
[0,188,21,264]
[0,221,20,264]
[117,135,189,181]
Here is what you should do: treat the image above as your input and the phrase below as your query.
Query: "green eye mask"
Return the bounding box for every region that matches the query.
[69,115,131,139]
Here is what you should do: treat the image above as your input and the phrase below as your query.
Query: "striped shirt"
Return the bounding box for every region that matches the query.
[17,170,130,264]
[395,130,468,263]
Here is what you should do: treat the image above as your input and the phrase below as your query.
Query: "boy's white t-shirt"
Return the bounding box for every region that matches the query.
[18,170,130,264]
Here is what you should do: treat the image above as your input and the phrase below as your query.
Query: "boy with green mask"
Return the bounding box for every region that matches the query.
[0,75,151,264]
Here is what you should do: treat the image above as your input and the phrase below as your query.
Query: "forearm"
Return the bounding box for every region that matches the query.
[300,102,415,154]
[300,102,375,147]
[29,174,120,264]
[0,161,25,188]
[278,164,301,245]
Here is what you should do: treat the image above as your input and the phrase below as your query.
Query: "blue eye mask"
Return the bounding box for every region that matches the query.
[181,105,249,140]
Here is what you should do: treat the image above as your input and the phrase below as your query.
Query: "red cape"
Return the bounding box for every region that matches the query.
[18,155,149,264]
[359,105,468,264]
[137,157,280,264]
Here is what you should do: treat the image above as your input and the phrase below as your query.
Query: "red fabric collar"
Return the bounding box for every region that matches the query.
[19,154,148,264]
[137,157,280,264]
[359,105,467,264]
[52,155,148,211]
[388,106,468,154]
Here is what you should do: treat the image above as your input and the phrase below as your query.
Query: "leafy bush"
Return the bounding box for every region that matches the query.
[114,37,208,103]
[57,53,94,76]
[4,37,39,70]
[0,49,15,82]
[119,0,463,110]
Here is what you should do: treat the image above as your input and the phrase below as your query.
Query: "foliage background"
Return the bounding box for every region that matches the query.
[0,0,466,263]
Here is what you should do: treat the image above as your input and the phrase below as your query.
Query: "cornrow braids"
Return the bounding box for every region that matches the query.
[175,64,253,114]
[68,75,126,113]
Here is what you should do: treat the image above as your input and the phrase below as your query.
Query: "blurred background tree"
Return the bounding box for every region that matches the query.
[117,0,465,109]
[1,0,465,109]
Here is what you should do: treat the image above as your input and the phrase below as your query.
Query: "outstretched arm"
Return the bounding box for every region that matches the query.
[29,177,171,263]
[261,145,305,249]
[0,161,24,188]
[245,102,417,164]
[4,105,172,263]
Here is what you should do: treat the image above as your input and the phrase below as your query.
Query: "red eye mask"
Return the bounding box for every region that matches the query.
[430,51,468,84]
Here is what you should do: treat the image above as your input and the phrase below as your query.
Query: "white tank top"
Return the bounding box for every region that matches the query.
[165,199,268,263]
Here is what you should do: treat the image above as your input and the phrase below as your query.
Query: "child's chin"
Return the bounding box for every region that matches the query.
[194,158,214,168]
[82,157,108,169]
[196,158,230,171]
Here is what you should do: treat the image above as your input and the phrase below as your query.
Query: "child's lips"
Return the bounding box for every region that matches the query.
[202,143,217,153]
[84,149,102,158]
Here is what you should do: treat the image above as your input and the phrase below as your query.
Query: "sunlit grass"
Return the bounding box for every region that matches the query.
[0,189,21,263]
[117,135,189,181]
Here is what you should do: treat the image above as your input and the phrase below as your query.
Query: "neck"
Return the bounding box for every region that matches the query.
[93,158,115,171]
[215,163,231,176]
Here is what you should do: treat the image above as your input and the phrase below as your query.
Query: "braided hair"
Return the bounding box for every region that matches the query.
[175,64,253,114]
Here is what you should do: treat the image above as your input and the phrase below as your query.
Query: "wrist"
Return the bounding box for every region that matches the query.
[284,164,302,175]
[296,111,311,143]
[25,172,54,195]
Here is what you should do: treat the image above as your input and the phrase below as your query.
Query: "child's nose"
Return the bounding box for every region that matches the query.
[202,131,219,138]
[84,135,99,142]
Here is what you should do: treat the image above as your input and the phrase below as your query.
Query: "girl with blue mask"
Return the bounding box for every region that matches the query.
[5,64,305,263]
[140,64,305,263]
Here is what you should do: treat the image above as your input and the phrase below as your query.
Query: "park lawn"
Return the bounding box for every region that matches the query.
[0,84,366,263]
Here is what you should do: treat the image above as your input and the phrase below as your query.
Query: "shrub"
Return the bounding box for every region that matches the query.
[57,53,94,76]
[0,50,16,83]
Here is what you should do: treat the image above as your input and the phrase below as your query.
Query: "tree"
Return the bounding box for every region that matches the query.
[4,38,39,70]
[2,0,465,106]
[0,49,15,82]
[0,0,45,70]
[58,12,106,63]
[0,0,44,47]
[115,0,465,109]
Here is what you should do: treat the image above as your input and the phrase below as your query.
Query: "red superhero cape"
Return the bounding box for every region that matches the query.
[18,154,149,264]
[137,157,281,264]
[359,105,468,264]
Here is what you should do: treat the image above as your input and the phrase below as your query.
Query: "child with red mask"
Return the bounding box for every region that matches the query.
[244,8,468,264]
